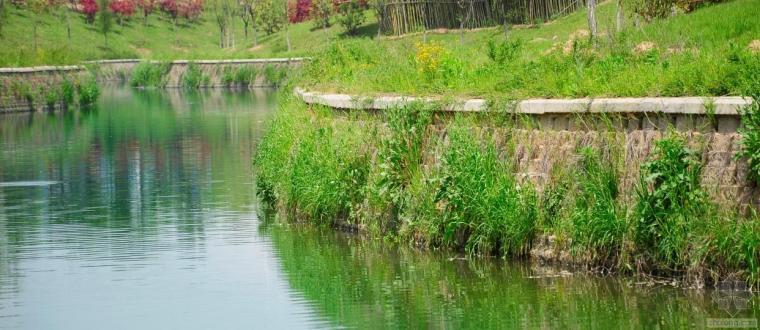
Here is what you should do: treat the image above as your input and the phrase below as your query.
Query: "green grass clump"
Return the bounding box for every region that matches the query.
[130,62,170,88]
[436,123,537,256]
[234,66,257,86]
[181,63,209,88]
[371,103,432,233]
[263,65,287,87]
[255,97,371,225]
[736,96,760,185]
[76,78,100,107]
[569,147,625,262]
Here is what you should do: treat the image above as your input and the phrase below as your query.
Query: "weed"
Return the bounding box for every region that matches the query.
[130,62,170,88]
[77,78,101,107]
[736,95,760,185]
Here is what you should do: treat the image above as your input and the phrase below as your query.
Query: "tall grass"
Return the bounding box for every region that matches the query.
[436,122,537,256]
[569,147,625,262]
[130,62,171,88]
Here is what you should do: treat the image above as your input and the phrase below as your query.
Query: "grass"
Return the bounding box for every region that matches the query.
[296,0,760,98]
[255,93,760,286]
[0,5,379,67]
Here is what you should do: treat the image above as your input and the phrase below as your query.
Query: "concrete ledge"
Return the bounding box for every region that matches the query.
[295,88,753,116]
[0,65,84,73]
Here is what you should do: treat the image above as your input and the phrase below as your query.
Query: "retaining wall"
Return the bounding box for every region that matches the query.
[295,88,759,210]
[0,58,306,113]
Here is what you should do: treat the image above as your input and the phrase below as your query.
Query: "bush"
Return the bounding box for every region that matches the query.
[77,78,101,107]
[626,0,725,21]
[634,134,706,267]
[311,0,331,29]
[736,95,760,185]
[336,0,365,35]
[486,38,523,65]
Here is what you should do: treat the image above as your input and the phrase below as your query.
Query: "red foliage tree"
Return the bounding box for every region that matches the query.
[109,0,136,22]
[288,0,311,23]
[136,0,155,24]
[177,0,201,20]
[79,0,98,23]
[159,0,177,19]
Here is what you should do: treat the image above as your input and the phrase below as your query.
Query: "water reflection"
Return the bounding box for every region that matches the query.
[0,86,329,329]
[264,222,759,329]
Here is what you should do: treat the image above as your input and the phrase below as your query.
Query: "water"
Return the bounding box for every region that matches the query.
[0,86,757,329]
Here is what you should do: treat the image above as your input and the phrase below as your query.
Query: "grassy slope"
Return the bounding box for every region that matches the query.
[297,0,760,98]
[0,5,379,66]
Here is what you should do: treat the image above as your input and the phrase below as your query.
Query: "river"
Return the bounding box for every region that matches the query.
[0,86,756,329]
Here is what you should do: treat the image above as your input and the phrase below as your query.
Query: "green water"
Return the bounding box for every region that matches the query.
[0,86,756,329]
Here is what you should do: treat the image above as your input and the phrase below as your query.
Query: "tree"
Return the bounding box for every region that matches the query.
[587,0,597,40]
[0,0,7,37]
[457,0,473,45]
[28,0,48,52]
[616,0,624,32]
[109,0,135,25]
[80,0,98,23]
[336,0,364,35]
[97,0,113,46]
[311,0,330,30]
[137,0,155,25]
[257,0,284,35]
[178,0,203,21]
[159,0,178,26]
[288,0,310,23]
[211,0,235,48]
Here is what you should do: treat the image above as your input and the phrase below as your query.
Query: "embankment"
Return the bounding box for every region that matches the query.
[255,89,760,288]
[0,58,304,113]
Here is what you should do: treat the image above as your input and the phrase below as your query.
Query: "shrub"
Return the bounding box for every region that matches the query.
[288,0,311,23]
[77,78,100,107]
[486,38,523,65]
[80,0,98,23]
[44,88,58,109]
[336,0,364,35]
[625,0,725,21]
[311,0,331,29]
[736,95,760,185]
[634,134,706,267]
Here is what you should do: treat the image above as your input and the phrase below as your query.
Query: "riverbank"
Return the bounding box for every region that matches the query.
[254,90,760,289]
[0,58,303,113]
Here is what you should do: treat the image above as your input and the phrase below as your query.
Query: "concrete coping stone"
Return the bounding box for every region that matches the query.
[0,65,85,73]
[2,58,310,72]
[294,88,753,116]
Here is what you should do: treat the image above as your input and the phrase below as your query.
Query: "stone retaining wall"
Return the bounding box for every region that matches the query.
[295,88,759,209]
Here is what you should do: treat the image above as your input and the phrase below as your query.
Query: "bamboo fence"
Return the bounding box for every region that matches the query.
[377,0,586,36]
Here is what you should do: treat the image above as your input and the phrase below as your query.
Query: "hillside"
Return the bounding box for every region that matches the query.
[0,4,379,67]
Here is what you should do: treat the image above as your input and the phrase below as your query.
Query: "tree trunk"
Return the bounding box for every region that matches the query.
[66,10,72,41]
[253,26,258,46]
[587,0,597,40]
[33,22,37,52]
[616,0,623,32]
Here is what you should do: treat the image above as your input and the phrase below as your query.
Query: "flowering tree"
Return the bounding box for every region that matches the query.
[178,0,202,21]
[159,0,177,22]
[136,0,154,25]
[287,0,310,23]
[109,0,135,24]
[80,0,98,23]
